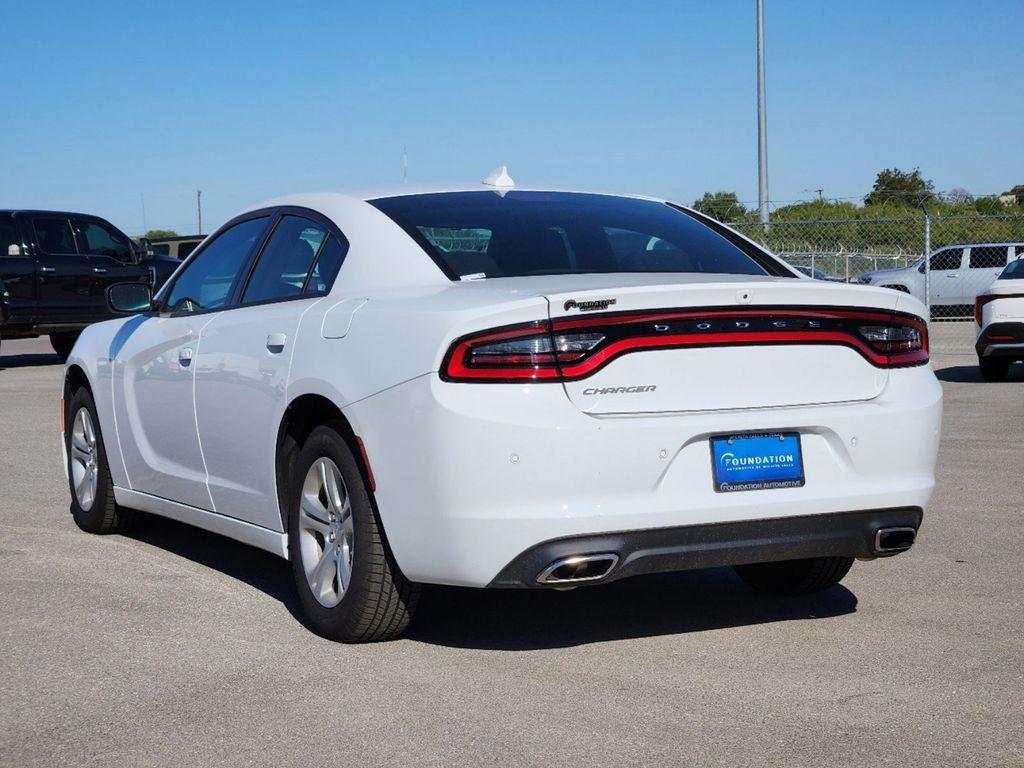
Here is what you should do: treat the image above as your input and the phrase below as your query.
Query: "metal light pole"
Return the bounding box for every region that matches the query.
[756,0,769,226]
[196,189,203,236]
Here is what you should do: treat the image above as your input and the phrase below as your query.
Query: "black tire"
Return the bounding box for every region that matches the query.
[50,331,79,362]
[979,356,1010,382]
[734,556,854,596]
[66,387,134,534]
[288,425,419,642]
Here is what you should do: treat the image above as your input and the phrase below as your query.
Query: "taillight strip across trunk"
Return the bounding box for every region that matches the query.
[442,306,929,383]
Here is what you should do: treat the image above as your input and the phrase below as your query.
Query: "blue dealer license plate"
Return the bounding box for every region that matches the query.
[710,432,805,493]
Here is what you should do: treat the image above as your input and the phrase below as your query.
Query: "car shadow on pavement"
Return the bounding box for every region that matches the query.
[935,364,1024,383]
[0,352,61,370]
[125,512,858,650]
[408,571,857,650]
[124,512,313,629]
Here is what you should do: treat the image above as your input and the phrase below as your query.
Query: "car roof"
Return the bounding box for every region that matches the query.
[0,209,105,218]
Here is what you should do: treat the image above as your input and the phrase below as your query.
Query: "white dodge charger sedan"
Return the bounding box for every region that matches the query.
[62,173,943,641]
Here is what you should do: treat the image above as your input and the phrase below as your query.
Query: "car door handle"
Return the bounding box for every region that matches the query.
[266,333,287,352]
[92,267,108,274]
[947,273,959,278]
[39,266,56,273]
[179,347,194,366]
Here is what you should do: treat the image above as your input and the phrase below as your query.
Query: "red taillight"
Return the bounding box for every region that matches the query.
[441,307,929,383]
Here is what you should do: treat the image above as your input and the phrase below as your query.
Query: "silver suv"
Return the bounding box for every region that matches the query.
[856,243,1024,315]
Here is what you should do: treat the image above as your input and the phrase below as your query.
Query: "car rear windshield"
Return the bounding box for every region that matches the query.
[369,191,779,280]
[999,258,1024,279]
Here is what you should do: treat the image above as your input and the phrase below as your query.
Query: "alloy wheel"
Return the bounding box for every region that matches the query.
[298,457,354,608]
[70,407,99,511]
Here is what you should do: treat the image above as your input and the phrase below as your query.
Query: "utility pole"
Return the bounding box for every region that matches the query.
[756,0,769,226]
[140,193,147,234]
[196,189,203,235]
[403,145,408,184]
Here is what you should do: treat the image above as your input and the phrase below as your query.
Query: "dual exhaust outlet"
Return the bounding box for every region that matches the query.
[535,526,917,586]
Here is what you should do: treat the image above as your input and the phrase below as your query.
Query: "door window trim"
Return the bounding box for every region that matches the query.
[156,206,349,317]
[230,206,349,311]
[156,212,274,317]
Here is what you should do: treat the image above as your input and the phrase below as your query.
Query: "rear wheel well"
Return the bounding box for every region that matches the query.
[275,394,367,532]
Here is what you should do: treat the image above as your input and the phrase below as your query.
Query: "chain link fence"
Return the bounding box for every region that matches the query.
[728,214,1024,355]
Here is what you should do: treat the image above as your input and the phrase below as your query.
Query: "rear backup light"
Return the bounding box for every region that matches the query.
[441,307,929,383]
[856,324,923,353]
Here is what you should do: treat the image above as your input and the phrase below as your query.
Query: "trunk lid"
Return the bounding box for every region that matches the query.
[538,274,900,414]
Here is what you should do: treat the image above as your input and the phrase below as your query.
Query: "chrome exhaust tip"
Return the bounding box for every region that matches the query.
[536,553,619,585]
[874,526,917,555]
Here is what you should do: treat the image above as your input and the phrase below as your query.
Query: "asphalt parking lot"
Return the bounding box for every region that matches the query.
[1,336,1021,767]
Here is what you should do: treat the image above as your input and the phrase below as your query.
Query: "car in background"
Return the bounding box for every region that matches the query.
[63,177,941,642]
[855,242,1024,316]
[0,210,178,359]
[149,234,205,260]
[793,264,844,282]
[975,257,1024,381]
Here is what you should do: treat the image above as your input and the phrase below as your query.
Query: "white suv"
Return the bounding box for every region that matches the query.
[857,243,1024,315]
[975,257,1024,381]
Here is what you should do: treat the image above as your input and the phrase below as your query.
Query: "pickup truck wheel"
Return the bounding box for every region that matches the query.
[979,356,1010,382]
[734,556,854,596]
[288,426,419,642]
[50,332,79,362]
[67,387,134,534]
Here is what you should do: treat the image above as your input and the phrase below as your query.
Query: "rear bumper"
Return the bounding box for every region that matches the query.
[489,507,922,588]
[976,322,1024,359]
[345,364,942,588]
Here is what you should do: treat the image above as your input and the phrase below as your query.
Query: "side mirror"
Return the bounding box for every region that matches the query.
[918,261,926,274]
[107,282,153,314]
[7,244,22,257]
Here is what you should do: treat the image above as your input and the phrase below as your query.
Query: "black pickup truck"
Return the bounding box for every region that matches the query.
[1,210,179,360]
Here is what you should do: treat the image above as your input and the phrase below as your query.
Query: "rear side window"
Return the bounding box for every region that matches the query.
[0,214,18,254]
[77,219,133,261]
[929,249,963,271]
[969,246,1008,269]
[370,192,773,280]
[178,241,199,259]
[241,216,326,304]
[33,217,77,254]
[164,217,269,313]
[304,235,347,294]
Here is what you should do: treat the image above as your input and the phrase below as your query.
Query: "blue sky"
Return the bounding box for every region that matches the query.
[2,0,1021,235]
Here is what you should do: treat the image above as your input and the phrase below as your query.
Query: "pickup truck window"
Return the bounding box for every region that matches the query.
[77,219,133,261]
[0,214,17,253]
[33,217,77,254]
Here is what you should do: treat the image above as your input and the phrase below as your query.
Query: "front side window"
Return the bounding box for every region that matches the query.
[164,217,269,313]
[76,219,133,261]
[929,249,963,271]
[241,216,326,304]
[370,192,773,280]
[969,246,1008,270]
[33,217,77,254]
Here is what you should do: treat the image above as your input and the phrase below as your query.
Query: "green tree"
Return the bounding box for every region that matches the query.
[863,168,935,207]
[144,229,178,240]
[692,191,746,221]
